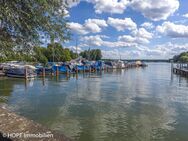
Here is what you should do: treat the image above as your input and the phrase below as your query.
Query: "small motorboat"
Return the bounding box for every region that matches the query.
[6,64,37,78]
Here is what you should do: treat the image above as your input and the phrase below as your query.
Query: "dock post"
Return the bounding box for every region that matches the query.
[171,60,174,72]
[24,67,28,79]
[56,66,59,76]
[2,67,4,73]
[51,69,54,76]
[76,65,78,80]
[89,66,91,74]
[42,67,45,77]
[83,65,85,74]
[76,65,78,74]
[100,66,102,75]
[66,66,69,77]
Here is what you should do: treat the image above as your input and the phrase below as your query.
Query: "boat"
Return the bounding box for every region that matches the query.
[5,64,37,78]
[52,64,70,73]
[135,61,147,67]
[116,60,125,69]
[35,63,53,74]
[104,61,117,69]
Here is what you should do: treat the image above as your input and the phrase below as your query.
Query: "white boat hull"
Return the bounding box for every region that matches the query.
[6,73,36,78]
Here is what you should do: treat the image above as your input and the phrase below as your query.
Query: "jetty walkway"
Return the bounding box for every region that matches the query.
[172,63,188,77]
[173,67,188,77]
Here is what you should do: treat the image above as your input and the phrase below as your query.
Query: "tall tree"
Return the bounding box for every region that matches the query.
[80,49,102,61]
[0,0,74,48]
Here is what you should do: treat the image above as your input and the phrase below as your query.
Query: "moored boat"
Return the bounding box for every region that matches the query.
[5,64,37,78]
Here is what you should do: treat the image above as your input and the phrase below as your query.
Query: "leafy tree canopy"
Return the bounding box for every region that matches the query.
[80,49,102,61]
[173,52,188,63]
[0,0,75,47]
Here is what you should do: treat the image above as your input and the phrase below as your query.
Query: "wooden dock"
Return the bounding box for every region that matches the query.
[172,67,188,77]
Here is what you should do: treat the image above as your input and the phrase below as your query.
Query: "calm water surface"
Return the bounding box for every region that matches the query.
[1,63,188,141]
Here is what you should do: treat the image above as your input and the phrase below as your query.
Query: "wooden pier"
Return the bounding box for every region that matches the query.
[173,67,188,77]
[172,62,188,77]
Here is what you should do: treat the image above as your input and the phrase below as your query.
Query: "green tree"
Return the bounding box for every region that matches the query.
[80,49,102,60]
[173,51,188,63]
[0,0,73,46]
[33,46,48,65]
[45,43,73,62]
[0,0,77,62]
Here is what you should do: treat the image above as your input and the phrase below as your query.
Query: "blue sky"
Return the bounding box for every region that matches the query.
[63,0,188,59]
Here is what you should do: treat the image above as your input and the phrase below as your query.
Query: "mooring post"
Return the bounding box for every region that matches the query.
[42,67,45,77]
[100,66,102,75]
[24,67,28,79]
[2,66,4,73]
[76,65,78,80]
[76,65,78,74]
[171,60,174,72]
[89,66,91,74]
[66,66,69,77]
[51,69,53,76]
[83,65,85,74]
[56,66,59,76]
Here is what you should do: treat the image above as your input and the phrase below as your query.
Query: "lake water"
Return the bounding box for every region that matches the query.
[1,63,188,141]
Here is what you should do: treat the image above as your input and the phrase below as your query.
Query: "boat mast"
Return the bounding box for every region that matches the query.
[118,50,121,60]
[76,37,78,58]
[51,36,55,62]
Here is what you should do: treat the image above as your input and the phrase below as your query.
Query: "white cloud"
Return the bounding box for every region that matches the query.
[84,19,108,33]
[135,28,153,42]
[65,0,80,8]
[64,0,179,21]
[63,9,70,17]
[85,0,129,14]
[156,21,188,38]
[183,13,188,18]
[141,22,154,29]
[118,35,135,43]
[102,42,188,59]
[68,22,89,35]
[107,17,137,31]
[130,0,179,21]
[68,19,107,35]
[119,28,153,44]
[80,35,137,48]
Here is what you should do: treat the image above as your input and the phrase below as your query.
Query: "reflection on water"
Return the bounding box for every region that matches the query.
[0,63,188,141]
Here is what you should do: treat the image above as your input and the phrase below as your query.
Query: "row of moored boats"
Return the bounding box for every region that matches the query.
[0,58,147,78]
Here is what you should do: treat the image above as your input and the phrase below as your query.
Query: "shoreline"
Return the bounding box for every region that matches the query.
[0,105,71,141]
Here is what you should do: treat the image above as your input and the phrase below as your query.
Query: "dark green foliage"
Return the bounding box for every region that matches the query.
[33,46,48,65]
[0,0,72,46]
[0,0,76,62]
[70,50,78,59]
[45,43,73,62]
[33,43,77,63]
[173,52,188,63]
[80,49,102,61]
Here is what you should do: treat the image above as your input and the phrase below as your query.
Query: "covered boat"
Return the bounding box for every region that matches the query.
[6,64,37,78]
[52,64,70,73]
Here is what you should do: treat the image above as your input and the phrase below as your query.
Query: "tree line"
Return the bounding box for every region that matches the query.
[0,42,102,64]
[173,51,188,63]
[0,0,102,64]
